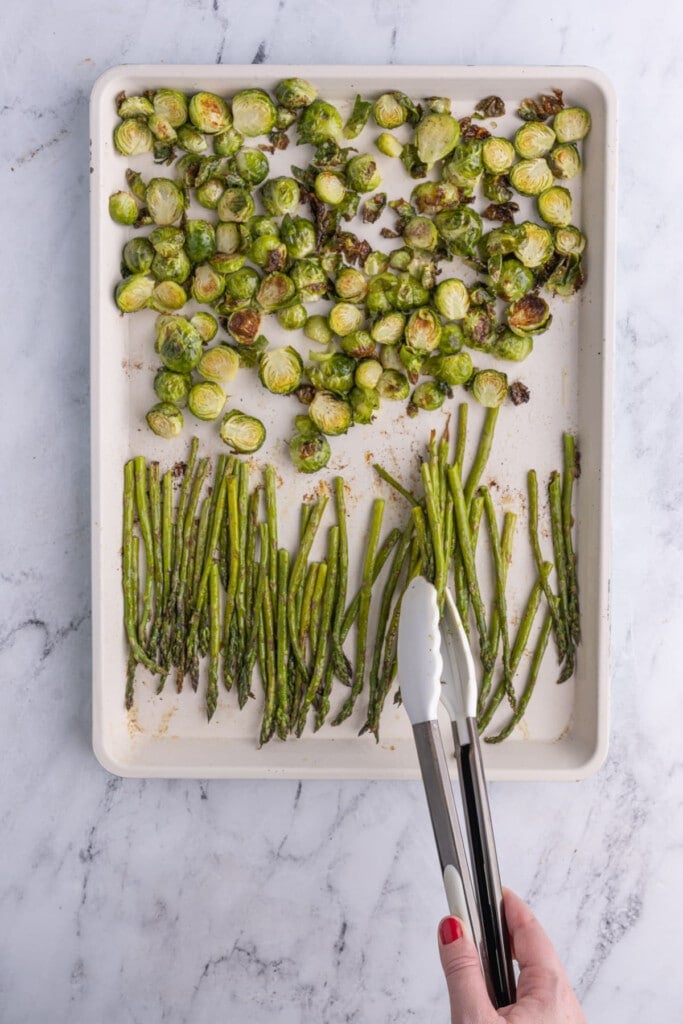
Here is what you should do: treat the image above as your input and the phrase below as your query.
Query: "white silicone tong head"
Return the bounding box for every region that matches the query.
[439,587,478,745]
[397,575,443,726]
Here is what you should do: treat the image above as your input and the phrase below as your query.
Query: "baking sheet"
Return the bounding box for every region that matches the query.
[90,65,616,780]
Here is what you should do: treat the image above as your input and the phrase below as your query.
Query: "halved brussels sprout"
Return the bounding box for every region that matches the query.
[227,308,261,345]
[114,119,153,156]
[553,106,591,143]
[410,381,447,413]
[364,251,390,277]
[147,114,177,143]
[546,254,585,297]
[415,112,460,167]
[548,143,581,180]
[314,171,346,206]
[217,187,255,223]
[507,294,551,335]
[150,280,187,312]
[370,311,405,345]
[222,267,260,305]
[188,381,226,420]
[427,352,473,386]
[394,273,431,311]
[513,221,554,268]
[291,258,328,302]
[146,402,183,438]
[275,78,318,111]
[151,249,191,284]
[154,315,203,372]
[109,191,138,225]
[349,386,379,424]
[256,271,297,311]
[339,330,376,359]
[373,93,407,129]
[471,369,508,408]
[482,171,514,204]
[380,343,406,373]
[537,186,573,227]
[345,154,382,193]
[411,181,460,215]
[117,95,154,118]
[304,315,333,345]
[289,426,331,473]
[249,234,288,271]
[480,223,522,257]
[405,308,442,352]
[554,225,586,256]
[463,308,496,351]
[210,252,246,275]
[354,358,383,391]
[215,220,243,255]
[280,215,316,259]
[176,124,208,154]
[494,331,533,361]
[403,216,439,251]
[328,302,364,337]
[434,278,470,321]
[481,137,516,174]
[115,273,155,312]
[309,392,352,435]
[196,178,225,210]
[191,263,225,303]
[377,369,410,400]
[442,139,484,196]
[278,303,308,330]
[189,92,231,134]
[219,411,266,453]
[434,206,483,257]
[297,99,343,144]
[509,158,554,196]
[261,176,301,217]
[123,237,155,274]
[308,352,356,394]
[190,311,218,343]
[184,220,216,264]
[198,345,240,384]
[439,322,465,354]
[213,126,244,157]
[375,132,403,157]
[234,147,269,185]
[335,268,368,303]
[490,257,535,302]
[145,178,185,225]
[153,89,188,127]
[514,121,556,158]
[149,226,185,257]
[259,346,304,394]
[399,345,424,383]
[154,369,192,407]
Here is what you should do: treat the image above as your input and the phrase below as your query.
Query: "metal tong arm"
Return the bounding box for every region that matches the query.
[454,718,516,1008]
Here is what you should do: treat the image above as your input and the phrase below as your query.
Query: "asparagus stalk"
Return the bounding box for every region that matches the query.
[206,562,221,721]
[485,612,553,744]
[287,496,328,679]
[447,466,492,671]
[464,406,499,508]
[562,433,581,645]
[122,461,163,681]
[275,548,291,740]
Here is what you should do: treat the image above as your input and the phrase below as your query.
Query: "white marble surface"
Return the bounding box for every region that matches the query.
[1,2,681,1020]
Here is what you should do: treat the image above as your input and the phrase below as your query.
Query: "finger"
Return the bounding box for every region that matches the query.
[502,888,564,974]
[438,916,496,1024]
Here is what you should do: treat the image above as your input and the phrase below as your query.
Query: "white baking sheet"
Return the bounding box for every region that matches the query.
[90,65,616,780]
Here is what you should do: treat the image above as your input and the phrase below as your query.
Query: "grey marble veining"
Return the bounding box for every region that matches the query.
[1,1,682,1020]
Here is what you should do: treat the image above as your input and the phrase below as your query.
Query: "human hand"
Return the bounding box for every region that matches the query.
[438,888,586,1023]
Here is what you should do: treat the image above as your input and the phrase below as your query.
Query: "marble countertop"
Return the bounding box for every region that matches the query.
[2,2,681,1020]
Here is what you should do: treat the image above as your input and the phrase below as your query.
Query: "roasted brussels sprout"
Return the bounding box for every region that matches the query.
[222,266,260,305]
[182,219,215,264]
[463,308,497,351]
[409,381,447,413]
[289,423,331,473]
[434,278,470,321]
[404,308,442,352]
[364,251,391,277]
[151,249,191,284]
[345,154,382,193]
[442,139,484,196]
[328,302,364,337]
[153,89,188,127]
[249,234,288,270]
[114,118,153,157]
[354,357,383,391]
[427,352,473,386]
[258,346,303,394]
[215,220,243,255]
[188,92,231,134]
[219,411,266,453]
[146,402,183,438]
[226,308,261,345]
[415,112,460,167]
[494,331,533,361]
[176,124,208,154]
[190,263,225,303]
[548,143,581,179]
[370,311,405,345]
[439,322,465,354]
[554,225,586,256]
[123,237,155,274]
[339,329,376,359]
[546,254,585,297]
[149,226,185,257]
[217,187,255,223]
[256,271,297,311]
[410,181,460,215]
[115,273,155,312]
[507,294,551,335]
[188,381,226,420]
[154,369,192,407]
[375,132,403,158]
[553,106,591,143]
[434,206,483,257]
[261,176,301,216]
[229,89,275,136]
[489,256,535,301]
[537,186,573,227]
[307,352,355,394]
[108,191,138,225]
[349,386,379,424]
[190,311,219,343]
[373,93,407,129]
[344,94,373,139]
[278,302,308,330]
[403,216,439,251]
[145,178,185,225]
[197,345,240,383]
[117,95,154,118]
[290,258,328,302]
[304,314,333,345]
[147,114,177,144]
[297,99,343,144]
[314,170,346,206]
[482,172,514,204]
[471,369,508,408]
[213,126,244,157]
[513,221,554,268]
[210,252,246,275]
[275,78,318,110]
[309,391,352,435]
[154,315,203,372]
[377,368,410,401]
[514,121,556,158]
[150,280,187,312]
[334,267,368,303]
[280,215,316,259]
[481,136,516,174]
[195,178,225,210]
[509,158,554,196]
[234,147,270,184]
[399,344,424,383]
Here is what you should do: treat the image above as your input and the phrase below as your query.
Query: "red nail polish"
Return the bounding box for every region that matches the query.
[440,917,463,945]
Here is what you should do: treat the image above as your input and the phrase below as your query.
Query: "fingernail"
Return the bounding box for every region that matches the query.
[439,917,463,945]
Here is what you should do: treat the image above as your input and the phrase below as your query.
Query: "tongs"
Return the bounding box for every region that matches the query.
[397,576,516,1009]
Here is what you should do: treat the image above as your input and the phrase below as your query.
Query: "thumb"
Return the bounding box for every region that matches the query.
[438,917,496,1024]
